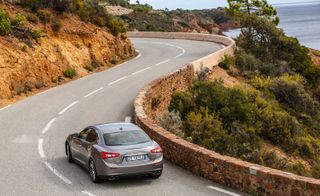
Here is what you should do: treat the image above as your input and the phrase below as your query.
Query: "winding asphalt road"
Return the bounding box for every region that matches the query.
[0,38,241,196]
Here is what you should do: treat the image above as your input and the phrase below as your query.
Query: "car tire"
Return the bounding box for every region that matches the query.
[89,159,100,183]
[150,170,162,179]
[66,143,74,163]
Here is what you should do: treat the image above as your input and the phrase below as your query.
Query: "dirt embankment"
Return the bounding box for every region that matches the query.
[0,3,135,107]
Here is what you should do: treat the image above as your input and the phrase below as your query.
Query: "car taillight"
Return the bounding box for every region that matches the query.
[151,146,162,154]
[101,152,120,159]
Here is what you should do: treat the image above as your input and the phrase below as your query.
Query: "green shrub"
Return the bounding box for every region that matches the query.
[84,65,94,72]
[27,13,39,24]
[235,50,261,72]
[156,111,184,137]
[0,9,11,36]
[184,108,229,153]
[19,0,42,12]
[107,18,127,36]
[109,56,118,64]
[169,91,195,120]
[303,65,320,88]
[314,88,320,103]
[37,10,51,24]
[51,18,62,32]
[269,75,320,117]
[219,55,234,70]
[312,50,320,57]
[21,44,28,52]
[12,13,26,27]
[32,29,42,39]
[63,67,77,79]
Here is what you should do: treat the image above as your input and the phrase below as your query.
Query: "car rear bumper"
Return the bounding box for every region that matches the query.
[96,157,163,177]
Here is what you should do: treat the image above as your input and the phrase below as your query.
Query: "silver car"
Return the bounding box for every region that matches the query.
[65,122,163,182]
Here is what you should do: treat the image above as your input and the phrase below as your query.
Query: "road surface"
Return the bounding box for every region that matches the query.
[0,38,241,196]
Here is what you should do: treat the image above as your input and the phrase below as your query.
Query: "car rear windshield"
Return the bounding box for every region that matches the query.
[103,130,151,146]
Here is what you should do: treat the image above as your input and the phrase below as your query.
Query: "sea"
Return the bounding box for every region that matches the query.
[224,2,320,50]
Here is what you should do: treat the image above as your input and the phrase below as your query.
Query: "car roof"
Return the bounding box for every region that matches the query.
[93,122,141,134]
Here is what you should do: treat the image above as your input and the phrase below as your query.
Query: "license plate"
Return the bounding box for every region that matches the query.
[126,155,146,161]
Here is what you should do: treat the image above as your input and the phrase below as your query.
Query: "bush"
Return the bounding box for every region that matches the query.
[303,65,320,88]
[19,0,42,12]
[32,29,42,39]
[235,50,261,72]
[269,75,320,117]
[107,18,127,36]
[184,108,229,153]
[0,9,11,36]
[219,55,234,70]
[84,65,94,72]
[37,10,51,24]
[12,13,26,27]
[27,13,39,24]
[109,56,118,64]
[21,44,28,52]
[156,111,184,137]
[63,68,77,79]
[312,50,320,57]
[169,91,195,120]
[51,18,62,32]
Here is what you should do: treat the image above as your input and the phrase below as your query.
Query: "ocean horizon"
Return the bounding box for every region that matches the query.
[224,2,320,50]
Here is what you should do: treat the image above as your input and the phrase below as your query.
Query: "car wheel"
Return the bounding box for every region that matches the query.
[150,170,162,179]
[66,143,74,163]
[89,160,100,183]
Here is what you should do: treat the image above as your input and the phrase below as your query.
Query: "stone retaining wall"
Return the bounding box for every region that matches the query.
[132,32,320,195]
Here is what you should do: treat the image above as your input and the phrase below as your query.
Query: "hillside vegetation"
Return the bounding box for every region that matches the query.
[105,0,235,34]
[159,1,320,178]
[0,1,134,107]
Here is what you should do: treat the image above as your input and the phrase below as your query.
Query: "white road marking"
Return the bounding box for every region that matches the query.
[38,138,45,159]
[125,116,132,123]
[44,161,72,185]
[37,87,57,95]
[131,67,151,75]
[135,50,142,59]
[155,59,171,66]
[108,76,128,86]
[173,48,186,59]
[0,104,11,111]
[84,87,103,98]
[208,186,242,196]
[81,190,95,196]
[59,101,79,115]
[41,118,57,134]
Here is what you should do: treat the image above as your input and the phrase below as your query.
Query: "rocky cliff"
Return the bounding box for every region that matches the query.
[0,2,135,107]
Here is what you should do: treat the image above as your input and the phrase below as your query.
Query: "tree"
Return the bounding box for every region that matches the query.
[226,0,279,25]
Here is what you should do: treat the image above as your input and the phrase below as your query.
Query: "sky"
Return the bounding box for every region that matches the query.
[130,0,320,10]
